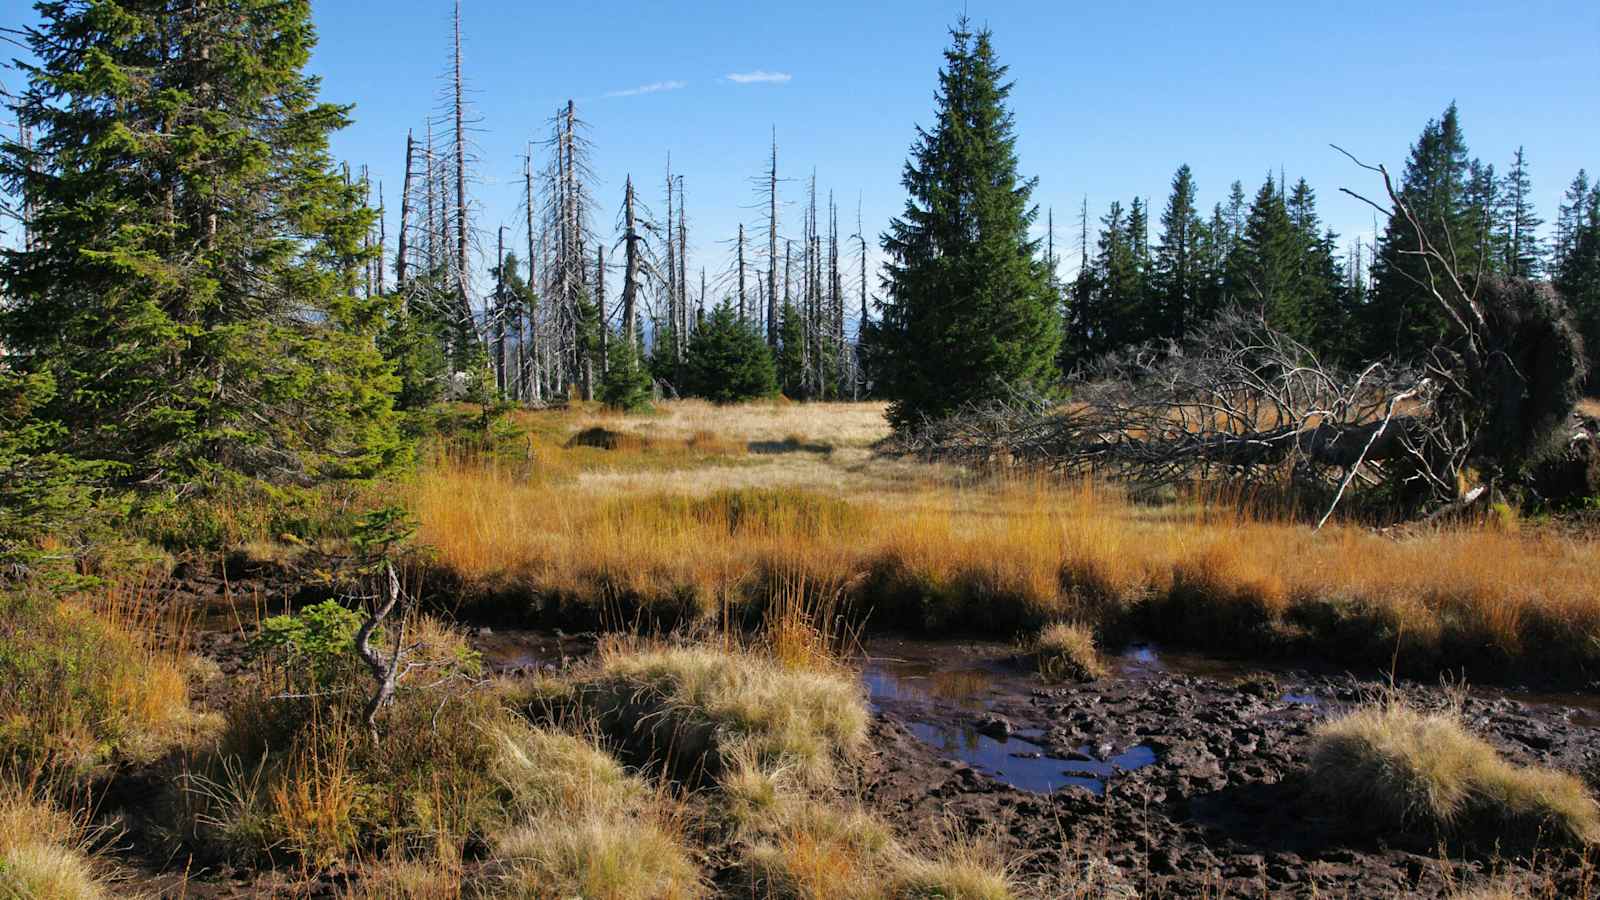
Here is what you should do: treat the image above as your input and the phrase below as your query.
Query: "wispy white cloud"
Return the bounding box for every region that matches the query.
[604,80,688,98]
[725,70,792,85]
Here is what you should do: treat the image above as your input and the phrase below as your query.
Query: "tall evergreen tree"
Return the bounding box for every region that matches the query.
[0,0,399,486]
[1495,147,1544,279]
[1555,180,1600,390]
[681,302,778,403]
[1151,165,1202,341]
[870,20,1060,429]
[1233,175,1308,338]
[1365,104,1491,358]
[1554,170,1592,268]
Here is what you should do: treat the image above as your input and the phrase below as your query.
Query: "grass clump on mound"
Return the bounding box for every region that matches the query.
[1309,697,1600,848]
[1029,622,1108,682]
[584,642,868,786]
[0,788,112,899]
[725,768,1015,900]
[485,720,704,900]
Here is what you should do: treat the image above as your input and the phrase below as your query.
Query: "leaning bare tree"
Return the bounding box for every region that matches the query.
[900,160,1592,525]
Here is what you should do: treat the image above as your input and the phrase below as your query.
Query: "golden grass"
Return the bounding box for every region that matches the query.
[0,788,112,899]
[1030,622,1108,682]
[485,721,704,899]
[413,416,1600,672]
[0,580,206,774]
[572,399,892,449]
[583,642,868,786]
[1310,697,1600,846]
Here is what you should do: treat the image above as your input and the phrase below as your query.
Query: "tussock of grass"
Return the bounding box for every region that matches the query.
[731,785,1015,900]
[485,721,703,899]
[584,643,867,785]
[491,815,704,900]
[182,613,504,864]
[740,797,896,899]
[892,843,1016,900]
[1309,698,1600,847]
[1030,622,1108,682]
[0,789,111,899]
[487,720,645,818]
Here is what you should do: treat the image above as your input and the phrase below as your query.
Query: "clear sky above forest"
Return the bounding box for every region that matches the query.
[8,0,1598,300]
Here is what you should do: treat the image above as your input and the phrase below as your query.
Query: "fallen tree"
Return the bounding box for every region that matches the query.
[897,162,1595,524]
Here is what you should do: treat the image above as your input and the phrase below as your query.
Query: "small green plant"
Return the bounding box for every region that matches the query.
[253,600,365,690]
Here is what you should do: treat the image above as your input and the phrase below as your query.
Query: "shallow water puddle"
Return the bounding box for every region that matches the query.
[861,644,1159,794]
[902,720,1156,796]
[860,657,999,710]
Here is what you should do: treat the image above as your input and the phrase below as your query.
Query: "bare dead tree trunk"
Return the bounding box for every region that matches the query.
[677,177,688,343]
[375,179,386,296]
[665,155,677,358]
[596,245,607,374]
[355,562,406,740]
[524,148,540,403]
[396,130,413,287]
[452,0,473,361]
[620,175,642,346]
[494,226,506,396]
[737,223,747,321]
[767,133,780,347]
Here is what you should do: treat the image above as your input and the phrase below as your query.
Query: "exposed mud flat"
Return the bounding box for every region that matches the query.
[857,638,1600,898]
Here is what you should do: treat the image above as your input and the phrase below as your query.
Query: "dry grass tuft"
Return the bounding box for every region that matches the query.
[491,815,704,900]
[340,859,462,899]
[584,643,867,786]
[0,788,112,899]
[1309,697,1600,847]
[891,834,1017,900]
[1030,622,1108,682]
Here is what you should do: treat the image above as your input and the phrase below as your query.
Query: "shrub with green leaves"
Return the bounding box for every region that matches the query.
[253,601,366,692]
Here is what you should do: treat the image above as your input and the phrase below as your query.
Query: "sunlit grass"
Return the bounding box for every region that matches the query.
[410,403,1600,674]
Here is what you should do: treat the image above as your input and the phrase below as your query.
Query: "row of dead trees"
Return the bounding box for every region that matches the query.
[343,2,874,405]
[898,158,1598,525]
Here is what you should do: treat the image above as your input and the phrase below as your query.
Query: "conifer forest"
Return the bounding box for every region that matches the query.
[1,2,1599,898]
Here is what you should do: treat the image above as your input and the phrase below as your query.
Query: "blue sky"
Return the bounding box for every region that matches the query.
[8,0,1599,303]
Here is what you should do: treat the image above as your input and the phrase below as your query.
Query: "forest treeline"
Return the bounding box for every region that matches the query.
[1059,108,1600,375]
[0,2,1597,568]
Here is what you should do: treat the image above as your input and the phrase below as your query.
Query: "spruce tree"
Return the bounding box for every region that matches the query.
[597,328,652,411]
[776,302,808,398]
[1152,165,1202,341]
[1364,104,1491,358]
[1095,201,1144,352]
[0,0,399,487]
[1495,147,1544,279]
[871,20,1060,429]
[681,302,779,403]
[1556,182,1600,391]
[1233,175,1307,338]
[1555,171,1592,265]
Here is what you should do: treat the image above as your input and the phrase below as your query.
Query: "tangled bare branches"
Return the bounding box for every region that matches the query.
[899,164,1592,525]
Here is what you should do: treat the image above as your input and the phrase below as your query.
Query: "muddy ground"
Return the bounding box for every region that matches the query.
[856,638,1600,898]
[127,563,1600,898]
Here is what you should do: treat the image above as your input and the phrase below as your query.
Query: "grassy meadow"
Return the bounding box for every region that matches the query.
[410,399,1600,681]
